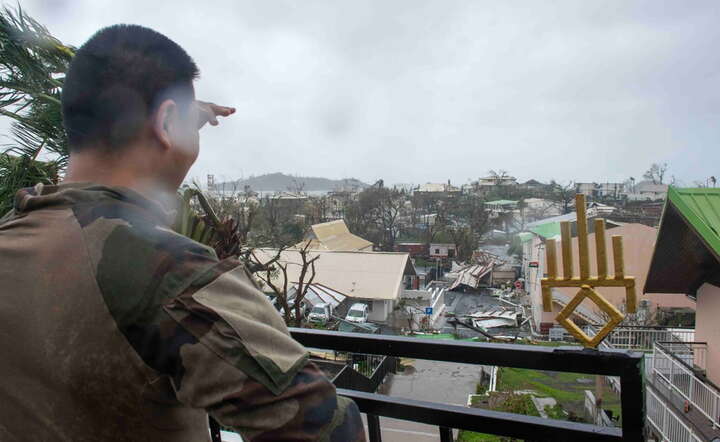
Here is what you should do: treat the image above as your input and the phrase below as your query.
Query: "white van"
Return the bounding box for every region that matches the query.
[345,303,369,323]
[308,303,333,323]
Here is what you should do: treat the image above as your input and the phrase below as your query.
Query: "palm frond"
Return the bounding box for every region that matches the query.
[0,5,74,213]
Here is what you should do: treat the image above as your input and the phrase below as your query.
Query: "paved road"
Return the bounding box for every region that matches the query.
[368,358,481,441]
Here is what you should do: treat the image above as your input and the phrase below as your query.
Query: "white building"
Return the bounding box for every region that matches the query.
[477,175,518,187]
[429,243,456,259]
[624,181,668,201]
[248,249,416,323]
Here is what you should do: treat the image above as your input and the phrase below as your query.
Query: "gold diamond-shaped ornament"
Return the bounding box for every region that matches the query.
[556,286,624,348]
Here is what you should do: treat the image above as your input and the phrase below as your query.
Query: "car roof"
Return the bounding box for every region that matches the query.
[349,303,367,309]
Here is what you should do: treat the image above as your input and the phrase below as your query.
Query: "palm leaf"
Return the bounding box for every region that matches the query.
[0,5,74,213]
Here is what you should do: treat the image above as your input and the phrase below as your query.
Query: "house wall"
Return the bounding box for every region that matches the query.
[429,243,456,258]
[368,299,391,322]
[555,224,695,318]
[522,235,555,330]
[695,283,720,385]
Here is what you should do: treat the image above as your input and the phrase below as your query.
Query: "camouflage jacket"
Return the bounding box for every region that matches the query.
[0,183,365,442]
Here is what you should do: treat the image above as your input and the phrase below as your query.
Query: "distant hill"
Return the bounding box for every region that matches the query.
[216,173,369,192]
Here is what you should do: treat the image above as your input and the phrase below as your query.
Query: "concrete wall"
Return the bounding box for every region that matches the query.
[695,283,720,385]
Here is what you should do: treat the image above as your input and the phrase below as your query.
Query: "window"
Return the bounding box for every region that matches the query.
[435,248,440,254]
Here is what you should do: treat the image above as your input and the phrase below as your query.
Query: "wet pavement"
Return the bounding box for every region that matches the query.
[368,357,482,441]
[364,290,531,440]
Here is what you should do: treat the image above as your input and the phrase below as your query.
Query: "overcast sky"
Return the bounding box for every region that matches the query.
[19,0,720,186]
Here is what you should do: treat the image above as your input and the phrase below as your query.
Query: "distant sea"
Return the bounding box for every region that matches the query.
[213,189,330,197]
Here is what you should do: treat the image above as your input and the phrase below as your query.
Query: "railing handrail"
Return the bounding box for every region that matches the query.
[340,388,622,442]
[293,328,643,376]
[291,328,645,441]
[585,325,696,353]
[656,341,708,346]
[588,324,695,331]
[655,341,709,374]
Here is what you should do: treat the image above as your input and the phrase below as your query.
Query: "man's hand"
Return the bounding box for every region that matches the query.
[196,101,235,129]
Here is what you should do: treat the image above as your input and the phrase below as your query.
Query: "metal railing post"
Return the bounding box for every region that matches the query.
[439,426,453,442]
[367,414,382,442]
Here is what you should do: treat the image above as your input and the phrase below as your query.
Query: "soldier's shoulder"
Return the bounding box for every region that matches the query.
[72,197,219,301]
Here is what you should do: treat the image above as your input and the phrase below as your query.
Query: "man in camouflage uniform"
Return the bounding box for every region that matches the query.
[0,25,365,441]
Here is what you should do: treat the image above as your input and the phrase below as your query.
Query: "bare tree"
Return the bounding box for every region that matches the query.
[375,188,404,251]
[548,180,575,214]
[487,169,510,185]
[643,163,668,185]
[248,241,319,327]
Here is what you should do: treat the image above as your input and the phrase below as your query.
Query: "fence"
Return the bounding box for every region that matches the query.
[646,385,703,442]
[603,327,695,352]
[652,342,719,429]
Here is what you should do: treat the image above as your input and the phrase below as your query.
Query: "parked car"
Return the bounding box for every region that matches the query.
[308,303,334,323]
[345,303,369,323]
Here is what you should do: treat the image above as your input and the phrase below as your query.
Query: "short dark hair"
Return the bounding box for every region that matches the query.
[62,24,199,151]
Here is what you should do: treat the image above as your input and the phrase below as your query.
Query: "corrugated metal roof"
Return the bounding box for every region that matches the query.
[518,232,534,243]
[526,212,577,228]
[486,199,518,205]
[669,187,720,256]
[645,187,720,294]
[529,222,562,239]
[290,283,347,308]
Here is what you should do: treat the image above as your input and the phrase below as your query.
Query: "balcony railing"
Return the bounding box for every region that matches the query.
[289,328,645,441]
[651,341,719,429]
[646,385,703,442]
[588,325,695,352]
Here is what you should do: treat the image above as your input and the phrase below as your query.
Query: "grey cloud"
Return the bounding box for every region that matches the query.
[19,0,720,185]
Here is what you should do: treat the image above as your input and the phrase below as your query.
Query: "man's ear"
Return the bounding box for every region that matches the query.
[152,99,177,151]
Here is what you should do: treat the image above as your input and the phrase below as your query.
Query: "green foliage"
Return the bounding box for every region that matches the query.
[544,403,566,420]
[496,367,621,419]
[173,187,218,246]
[498,393,540,417]
[0,5,74,213]
[457,431,504,442]
[458,392,538,442]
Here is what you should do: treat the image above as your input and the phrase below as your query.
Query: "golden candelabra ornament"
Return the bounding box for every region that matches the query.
[541,194,636,348]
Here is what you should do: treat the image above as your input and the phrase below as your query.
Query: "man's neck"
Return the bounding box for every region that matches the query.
[63,149,174,205]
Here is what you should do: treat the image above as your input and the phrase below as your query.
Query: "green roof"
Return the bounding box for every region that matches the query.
[486,199,518,205]
[518,232,534,243]
[645,187,720,294]
[528,222,561,239]
[668,187,720,256]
